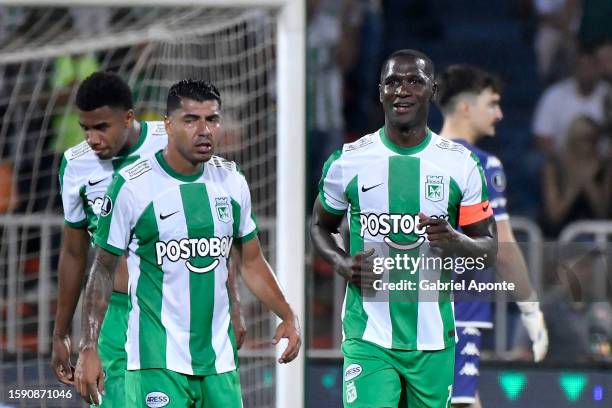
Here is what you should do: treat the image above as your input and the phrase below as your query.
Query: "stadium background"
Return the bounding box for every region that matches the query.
[0,0,610,407]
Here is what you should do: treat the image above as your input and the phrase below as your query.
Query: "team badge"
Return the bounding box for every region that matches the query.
[215,197,231,223]
[425,175,444,202]
[346,381,357,403]
[100,195,113,217]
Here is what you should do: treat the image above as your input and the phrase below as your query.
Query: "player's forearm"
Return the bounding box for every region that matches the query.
[79,247,118,350]
[453,216,498,266]
[227,257,242,313]
[53,251,88,337]
[496,241,535,300]
[453,233,497,266]
[241,255,294,321]
[310,221,349,275]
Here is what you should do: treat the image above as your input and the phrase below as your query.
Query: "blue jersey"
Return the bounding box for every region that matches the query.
[453,139,508,328]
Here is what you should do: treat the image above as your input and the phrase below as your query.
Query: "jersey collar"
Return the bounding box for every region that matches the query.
[118,121,148,157]
[155,150,204,182]
[379,126,432,155]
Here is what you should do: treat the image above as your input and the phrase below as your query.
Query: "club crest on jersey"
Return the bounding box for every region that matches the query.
[215,197,231,223]
[425,175,444,202]
[346,381,357,403]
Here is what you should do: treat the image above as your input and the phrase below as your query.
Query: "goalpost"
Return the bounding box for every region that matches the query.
[0,1,304,407]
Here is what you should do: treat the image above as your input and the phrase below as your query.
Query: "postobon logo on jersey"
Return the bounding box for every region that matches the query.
[155,236,233,273]
[359,213,448,250]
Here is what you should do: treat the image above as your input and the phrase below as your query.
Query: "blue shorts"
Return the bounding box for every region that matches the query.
[451,327,482,404]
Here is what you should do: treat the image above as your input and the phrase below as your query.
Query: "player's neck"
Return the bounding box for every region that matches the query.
[439,117,478,144]
[162,146,203,176]
[124,120,142,150]
[384,122,428,148]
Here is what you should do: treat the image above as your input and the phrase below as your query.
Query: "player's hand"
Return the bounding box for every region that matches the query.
[418,212,460,249]
[335,248,377,289]
[74,347,105,406]
[517,301,549,362]
[272,315,301,364]
[51,334,74,385]
[231,309,247,350]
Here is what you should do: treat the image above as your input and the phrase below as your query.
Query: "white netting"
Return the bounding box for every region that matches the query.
[0,6,278,407]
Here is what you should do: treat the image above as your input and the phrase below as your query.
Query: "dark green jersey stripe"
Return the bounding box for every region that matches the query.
[94,175,126,245]
[79,185,98,235]
[344,174,369,340]
[388,155,420,349]
[134,203,167,368]
[470,152,489,202]
[180,183,218,374]
[448,177,461,229]
[230,198,241,238]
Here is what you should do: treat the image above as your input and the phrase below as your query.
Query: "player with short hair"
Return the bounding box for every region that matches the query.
[51,72,246,407]
[311,49,497,408]
[74,79,301,407]
[436,64,549,408]
[52,71,168,407]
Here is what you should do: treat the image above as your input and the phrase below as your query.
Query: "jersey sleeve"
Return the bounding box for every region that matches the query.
[93,175,134,255]
[318,150,347,215]
[483,155,509,221]
[59,155,87,228]
[458,152,493,227]
[233,173,258,244]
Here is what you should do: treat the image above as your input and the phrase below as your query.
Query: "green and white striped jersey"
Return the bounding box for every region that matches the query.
[59,121,168,235]
[94,151,258,376]
[319,128,493,351]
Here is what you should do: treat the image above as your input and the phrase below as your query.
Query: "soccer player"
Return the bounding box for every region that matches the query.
[74,79,301,407]
[436,64,549,408]
[311,49,497,408]
[51,72,246,407]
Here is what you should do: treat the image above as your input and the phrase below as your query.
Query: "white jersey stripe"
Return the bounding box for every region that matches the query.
[126,238,142,370]
[158,190,194,374]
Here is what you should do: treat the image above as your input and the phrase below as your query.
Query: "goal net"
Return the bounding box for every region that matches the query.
[0,5,292,407]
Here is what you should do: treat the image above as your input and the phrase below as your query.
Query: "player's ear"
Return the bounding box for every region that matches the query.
[124,109,135,128]
[164,115,172,134]
[378,83,383,103]
[430,82,438,102]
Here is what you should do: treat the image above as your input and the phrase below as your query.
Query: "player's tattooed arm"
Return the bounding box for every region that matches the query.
[74,247,118,406]
[79,247,118,349]
[310,197,377,289]
[418,212,498,266]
